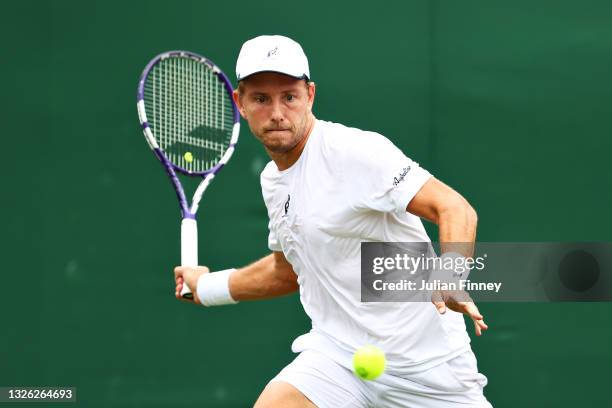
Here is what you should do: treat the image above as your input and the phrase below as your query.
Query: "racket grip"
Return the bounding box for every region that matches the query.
[180,218,198,299]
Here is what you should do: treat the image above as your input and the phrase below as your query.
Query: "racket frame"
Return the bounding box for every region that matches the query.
[136,50,240,297]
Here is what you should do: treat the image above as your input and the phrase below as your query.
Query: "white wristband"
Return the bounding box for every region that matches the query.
[197,268,238,306]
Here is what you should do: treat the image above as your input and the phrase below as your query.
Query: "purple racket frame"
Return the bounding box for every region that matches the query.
[136,50,240,298]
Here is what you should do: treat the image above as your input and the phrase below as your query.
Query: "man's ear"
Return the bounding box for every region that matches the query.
[232,89,247,119]
[307,82,316,110]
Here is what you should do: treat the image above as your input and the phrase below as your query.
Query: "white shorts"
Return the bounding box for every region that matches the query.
[270,349,492,408]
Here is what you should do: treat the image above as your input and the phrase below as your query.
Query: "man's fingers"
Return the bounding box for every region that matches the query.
[433,301,446,314]
[174,268,187,300]
[173,266,208,304]
[462,302,483,320]
[474,318,488,336]
[175,284,195,303]
[431,291,446,314]
[466,302,488,336]
[460,302,488,336]
[436,292,488,336]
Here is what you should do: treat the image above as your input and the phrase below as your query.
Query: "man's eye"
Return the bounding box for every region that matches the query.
[255,96,266,103]
[286,95,294,101]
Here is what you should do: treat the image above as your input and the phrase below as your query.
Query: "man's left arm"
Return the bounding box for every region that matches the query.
[407,177,489,336]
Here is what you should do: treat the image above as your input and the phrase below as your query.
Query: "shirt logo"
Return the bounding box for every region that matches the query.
[393,166,411,187]
[283,194,291,216]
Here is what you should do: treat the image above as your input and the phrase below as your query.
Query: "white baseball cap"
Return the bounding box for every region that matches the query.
[236,35,310,81]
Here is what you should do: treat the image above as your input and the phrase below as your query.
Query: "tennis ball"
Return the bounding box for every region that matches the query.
[184,152,194,163]
[352,345,386,380]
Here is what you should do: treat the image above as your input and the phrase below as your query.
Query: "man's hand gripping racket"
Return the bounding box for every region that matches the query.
[137,51,240,299]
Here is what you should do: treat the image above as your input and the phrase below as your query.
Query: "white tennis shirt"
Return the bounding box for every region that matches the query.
[260,119,471,376]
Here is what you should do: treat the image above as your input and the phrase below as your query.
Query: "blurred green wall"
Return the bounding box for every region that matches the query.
[1,1,611,407]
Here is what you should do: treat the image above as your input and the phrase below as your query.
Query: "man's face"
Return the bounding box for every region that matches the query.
[233,72,315,153]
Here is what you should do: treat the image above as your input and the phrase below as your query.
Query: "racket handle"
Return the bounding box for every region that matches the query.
[180,218,198,299]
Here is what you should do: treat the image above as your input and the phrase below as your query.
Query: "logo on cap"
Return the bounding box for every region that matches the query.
[267,46,279,58]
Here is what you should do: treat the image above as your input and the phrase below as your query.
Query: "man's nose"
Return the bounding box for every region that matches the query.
[269,99,284,123]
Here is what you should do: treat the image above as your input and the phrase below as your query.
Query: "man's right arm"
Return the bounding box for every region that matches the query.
[174,251,298,305]
[229,252,298,300]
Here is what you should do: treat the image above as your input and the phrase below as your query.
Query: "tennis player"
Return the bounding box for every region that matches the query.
[175,35,492,408]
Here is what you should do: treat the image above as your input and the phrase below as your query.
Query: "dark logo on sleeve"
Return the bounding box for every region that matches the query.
[283,194,291,216]
[393,166,411,187]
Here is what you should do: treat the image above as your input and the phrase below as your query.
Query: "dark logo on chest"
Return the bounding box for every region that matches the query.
[283,194,291,216]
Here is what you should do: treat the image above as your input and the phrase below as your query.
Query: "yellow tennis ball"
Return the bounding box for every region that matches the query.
[353,345,386,380]
[184,152,193,163]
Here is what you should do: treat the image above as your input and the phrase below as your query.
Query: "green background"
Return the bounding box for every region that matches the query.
[2,0,611,406]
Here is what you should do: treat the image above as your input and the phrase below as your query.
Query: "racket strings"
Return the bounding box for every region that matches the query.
[143,56,234,173]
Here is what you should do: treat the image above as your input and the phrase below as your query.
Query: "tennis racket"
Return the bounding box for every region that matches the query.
[136,50,240,299]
